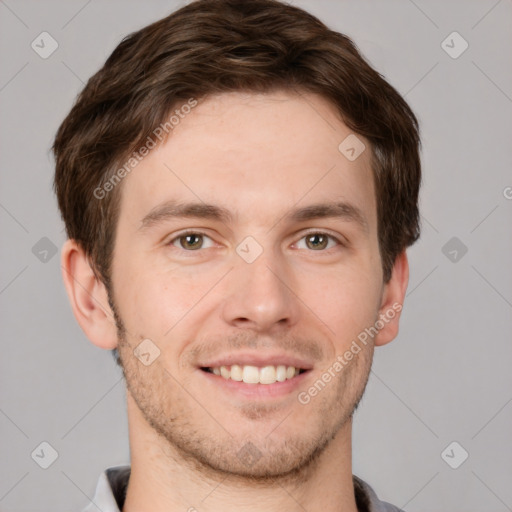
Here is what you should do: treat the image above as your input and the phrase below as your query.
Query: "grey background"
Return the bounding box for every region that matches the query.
[1,0,511,510]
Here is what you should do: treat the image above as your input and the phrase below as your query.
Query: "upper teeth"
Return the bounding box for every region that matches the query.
[210,365,300,384]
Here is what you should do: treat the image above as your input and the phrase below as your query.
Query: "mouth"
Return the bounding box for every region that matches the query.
[196,352,314,399]
[200,364,308,385]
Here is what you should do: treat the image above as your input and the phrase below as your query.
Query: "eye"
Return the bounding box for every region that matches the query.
[295,232,341,251]
[169,231,215,251]
[167,230,343,253]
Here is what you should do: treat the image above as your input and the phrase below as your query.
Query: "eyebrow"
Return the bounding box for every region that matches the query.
[139,200,369,233]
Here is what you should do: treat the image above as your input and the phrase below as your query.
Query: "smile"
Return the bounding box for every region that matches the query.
[201,364,307,385]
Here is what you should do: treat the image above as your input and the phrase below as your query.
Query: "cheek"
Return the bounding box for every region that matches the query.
[308,270,381,343]
[114,260,212,337]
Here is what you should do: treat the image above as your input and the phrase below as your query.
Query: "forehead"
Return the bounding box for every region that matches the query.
[118,90,376,231]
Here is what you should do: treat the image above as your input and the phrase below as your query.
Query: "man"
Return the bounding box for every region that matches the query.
[53,0,421,510]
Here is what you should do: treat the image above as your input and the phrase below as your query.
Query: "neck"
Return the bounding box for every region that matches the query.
[123,393,359,512]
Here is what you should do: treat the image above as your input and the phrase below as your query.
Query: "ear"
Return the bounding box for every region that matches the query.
[60,239,118,350]
[373,250,409,347]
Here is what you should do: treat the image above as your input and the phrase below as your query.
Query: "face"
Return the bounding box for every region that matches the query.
[111,90,387,480]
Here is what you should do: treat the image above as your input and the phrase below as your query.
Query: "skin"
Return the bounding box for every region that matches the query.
[62,90,409,512]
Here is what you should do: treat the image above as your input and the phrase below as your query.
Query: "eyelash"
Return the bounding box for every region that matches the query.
[167,229,345,253]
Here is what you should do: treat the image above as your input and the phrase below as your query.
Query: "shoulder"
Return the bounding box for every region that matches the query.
[353,475,405,512]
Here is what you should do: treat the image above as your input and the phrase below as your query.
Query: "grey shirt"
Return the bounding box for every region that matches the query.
[82,465,405,512]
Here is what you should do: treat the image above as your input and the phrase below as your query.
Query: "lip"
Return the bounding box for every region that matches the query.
[197,351,314,371]
[198,366,312,399]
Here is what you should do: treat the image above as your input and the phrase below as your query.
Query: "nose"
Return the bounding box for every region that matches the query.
[221,249,300,333]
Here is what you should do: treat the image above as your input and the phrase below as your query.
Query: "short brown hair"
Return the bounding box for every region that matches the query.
[53,0,421,291]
